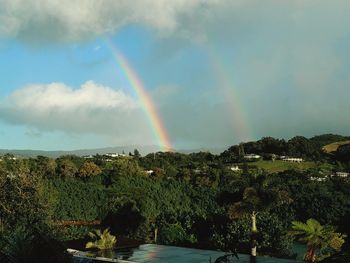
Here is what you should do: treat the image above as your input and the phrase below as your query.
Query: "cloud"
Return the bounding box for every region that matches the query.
[0,81,154,144]
[1,0,350,47]
[0,0,202,44]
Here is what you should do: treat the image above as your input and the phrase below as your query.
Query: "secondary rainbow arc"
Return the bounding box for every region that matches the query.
[206,47,254,142]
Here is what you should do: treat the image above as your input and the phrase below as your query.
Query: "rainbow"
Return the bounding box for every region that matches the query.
[206,48,254,142]
[103,37,172,151]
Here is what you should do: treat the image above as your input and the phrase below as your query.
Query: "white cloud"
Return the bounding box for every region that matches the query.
[0,81,154,144]
[9,81,137,111]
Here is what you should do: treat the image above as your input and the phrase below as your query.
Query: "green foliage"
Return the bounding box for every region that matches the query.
[49,177,107,221]
[0,170,56,229]
[78,161,102,178]
[56,159,78,177]
[0,224,71,263]
[60,226,94,241]
[85,228,117,250]
[251,160,317,173]
[212,212,292,256]
[159,223,196,245]
[289,219,346,262]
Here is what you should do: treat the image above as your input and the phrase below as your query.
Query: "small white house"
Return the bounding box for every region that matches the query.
[281,157,303,163]
[105,153,119,158]
[230,166,241,172]
[145,170,154,175]
[244,154,261,160]
[335,172,349,178]
[310,176,327,182]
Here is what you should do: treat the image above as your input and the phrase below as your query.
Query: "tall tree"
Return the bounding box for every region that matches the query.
[228,174,291,263]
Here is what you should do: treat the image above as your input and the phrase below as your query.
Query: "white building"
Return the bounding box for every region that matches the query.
[105,153,126,158]
[310,176,327,182]
[145,170,154,175]
[281,157,303,163]
[105,153,119,158]
[230,166,241,172]
[244,154,261,160]
[335,172,349,178]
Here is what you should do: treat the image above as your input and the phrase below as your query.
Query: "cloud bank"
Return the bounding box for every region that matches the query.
[0,81,154,144]
[0,0,203,44]
[1,0,349,45]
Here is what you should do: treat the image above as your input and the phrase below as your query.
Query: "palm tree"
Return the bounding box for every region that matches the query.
[228,187,261,263]
[85,228,117,257]
[289,218,346,263]
[228,174,291,263]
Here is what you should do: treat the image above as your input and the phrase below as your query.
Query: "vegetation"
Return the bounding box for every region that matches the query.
[0,133,349,262]
[247,160,317,173]
[289,219,346,262]
[85,228,117,251]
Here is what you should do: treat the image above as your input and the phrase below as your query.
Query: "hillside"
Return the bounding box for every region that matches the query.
[322,140,350,154]
[250,160,317,173]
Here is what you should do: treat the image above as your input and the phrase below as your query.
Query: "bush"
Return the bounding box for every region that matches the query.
[159,223,196,246]
[0,226,72,263]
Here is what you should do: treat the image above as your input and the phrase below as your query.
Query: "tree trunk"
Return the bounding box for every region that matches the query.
[305,246,316,263]
[154,227,158,244]
[250,211,258,263]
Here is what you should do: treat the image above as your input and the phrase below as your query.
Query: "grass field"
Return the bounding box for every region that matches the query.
[322,140,350,153]
[246,160,317,173]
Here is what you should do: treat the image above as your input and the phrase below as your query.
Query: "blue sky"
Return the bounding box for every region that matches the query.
[0,1,350,151]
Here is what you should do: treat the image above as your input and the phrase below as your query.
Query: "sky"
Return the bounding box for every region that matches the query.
[0,0,350,151]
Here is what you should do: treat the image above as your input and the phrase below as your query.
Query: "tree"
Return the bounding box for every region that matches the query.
[86,228,116,250]
[228,187,260,263]
[78,162,102,178]
[289,218,346,263]
[133,149,141,159]
[29,156,57,178]
[0,170,55,229]
[56,159,78,177]
[86,228,117,257]
[336,144,350,162]
[228,174,291,263]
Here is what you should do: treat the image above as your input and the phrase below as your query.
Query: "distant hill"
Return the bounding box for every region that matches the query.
[1,133,349,159]
[0,145,164,158]
[176,147,226,155]
[310,134,350,148]
[0,145,226,159]
[322,140,350,154]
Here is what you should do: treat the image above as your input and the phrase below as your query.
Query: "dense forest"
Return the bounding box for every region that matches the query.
[1,134,350,262]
